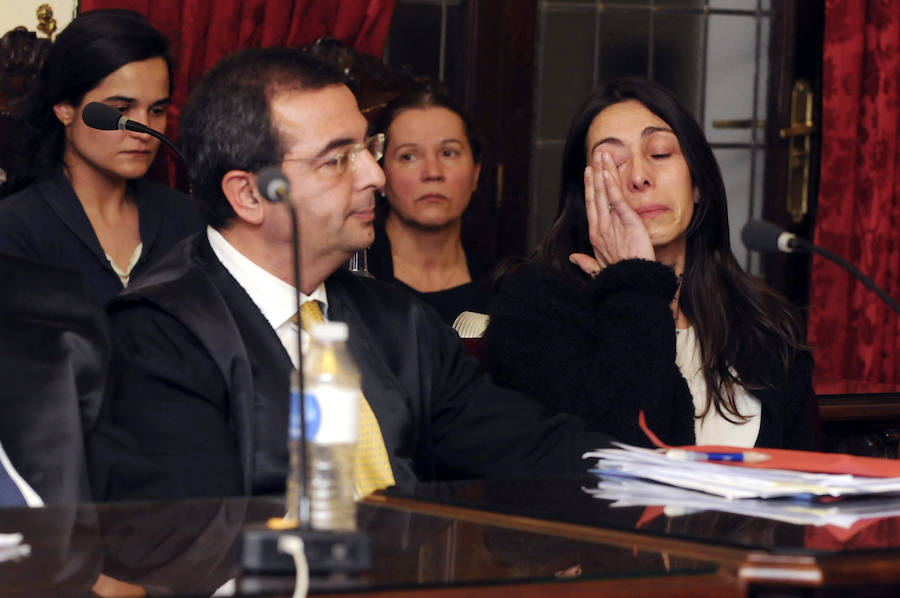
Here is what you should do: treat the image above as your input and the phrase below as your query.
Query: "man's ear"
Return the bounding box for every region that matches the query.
[221,170,265,225]
[53,101,75,126]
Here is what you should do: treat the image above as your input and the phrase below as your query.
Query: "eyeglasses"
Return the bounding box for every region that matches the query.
[281,133,384,180]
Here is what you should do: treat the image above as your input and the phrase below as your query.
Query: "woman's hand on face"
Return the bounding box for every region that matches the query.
[569,151,655,277]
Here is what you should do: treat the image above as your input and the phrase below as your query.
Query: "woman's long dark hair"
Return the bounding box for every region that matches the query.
[539,78,805,422]
[1,9,171,196]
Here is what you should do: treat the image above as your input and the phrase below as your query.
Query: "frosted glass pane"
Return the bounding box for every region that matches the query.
[384,1,468,103]
[540,10,596,139]
[529,143,566,251]
[597,9,651,83]
[384,4,442,83]
[710,0,759,9]
[442,3,466,98]
[653,12,704,120]
[657,0,707,7]
[747,147,766,275]
[756,15,770,133]
[704,14,760,144]
[713,148,753,270]
[710,0,771,10]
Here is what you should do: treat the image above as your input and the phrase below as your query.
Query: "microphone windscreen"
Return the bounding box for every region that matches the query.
[741,220,789,253]
[81,102,122,131]
[257,166,289,202]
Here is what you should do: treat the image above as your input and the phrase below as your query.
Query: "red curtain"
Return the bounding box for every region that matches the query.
[808,0,900,391]
[78,0,396,185]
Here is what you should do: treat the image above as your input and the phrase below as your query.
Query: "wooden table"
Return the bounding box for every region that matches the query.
[4,476,900,597]
[372,477,900,596]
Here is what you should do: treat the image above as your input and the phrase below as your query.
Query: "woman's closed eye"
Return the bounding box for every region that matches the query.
[646,138,676,160]
[594,148,628,170]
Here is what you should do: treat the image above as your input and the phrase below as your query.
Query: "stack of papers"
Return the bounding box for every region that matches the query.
[583,443,900,528]
[585,443,900,500]
[587,477,900,528]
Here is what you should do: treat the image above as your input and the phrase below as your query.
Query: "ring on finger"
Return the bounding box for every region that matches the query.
[607,203,614,212]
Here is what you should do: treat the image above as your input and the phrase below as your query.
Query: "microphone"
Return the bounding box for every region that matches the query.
[741,219,812,254]
[81,101,186,164]
[741,220,900,315]
[256,166,289,203]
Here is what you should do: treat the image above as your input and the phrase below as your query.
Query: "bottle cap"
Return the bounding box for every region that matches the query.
[309,320,349,342]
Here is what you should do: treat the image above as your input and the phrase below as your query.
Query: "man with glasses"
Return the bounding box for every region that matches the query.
[103,47,608,499]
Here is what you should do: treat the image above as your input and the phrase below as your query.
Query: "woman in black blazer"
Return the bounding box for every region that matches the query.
[0,9,201,305]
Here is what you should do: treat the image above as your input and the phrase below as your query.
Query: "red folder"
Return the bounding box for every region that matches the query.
[638,411,900,478]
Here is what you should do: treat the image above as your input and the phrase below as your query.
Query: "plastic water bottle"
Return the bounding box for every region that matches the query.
[304,321,359,531]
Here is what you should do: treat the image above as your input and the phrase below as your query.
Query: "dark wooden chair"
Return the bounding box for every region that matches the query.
[0,26,51,189]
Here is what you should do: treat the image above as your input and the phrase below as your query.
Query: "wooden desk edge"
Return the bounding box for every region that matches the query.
[363,494,805,584]
[317,573,743,598]
[365,493,900,588]
[818,395,900,421]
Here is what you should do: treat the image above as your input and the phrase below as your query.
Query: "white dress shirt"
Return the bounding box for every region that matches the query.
[106,243,143,287]
[207,227,327,368]
[675,326,761,447]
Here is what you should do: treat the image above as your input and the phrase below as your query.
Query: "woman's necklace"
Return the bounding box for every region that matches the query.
[672,274,684,334]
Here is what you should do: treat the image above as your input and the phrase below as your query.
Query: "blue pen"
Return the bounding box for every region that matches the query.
[665,449,771,463]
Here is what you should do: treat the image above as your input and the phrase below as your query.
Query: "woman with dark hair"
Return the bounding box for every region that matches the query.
[483,78,814,449]
[367,86,495,326]
[0,9,201,305]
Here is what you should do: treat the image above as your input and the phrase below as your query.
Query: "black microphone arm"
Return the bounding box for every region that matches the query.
[256,166,310,527]
[741,219,900,315]
[81,101,186,164]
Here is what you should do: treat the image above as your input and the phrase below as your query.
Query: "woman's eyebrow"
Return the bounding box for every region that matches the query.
[642,126,675,138]
[100,95,136,105]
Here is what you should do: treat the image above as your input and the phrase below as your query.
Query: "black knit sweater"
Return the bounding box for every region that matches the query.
[483,259,814,450]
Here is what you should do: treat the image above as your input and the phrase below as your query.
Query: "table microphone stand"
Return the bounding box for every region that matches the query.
[741,220,900,315]
[240,168,371,589]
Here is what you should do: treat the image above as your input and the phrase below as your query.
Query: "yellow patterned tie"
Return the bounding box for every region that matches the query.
[298,300,395,496]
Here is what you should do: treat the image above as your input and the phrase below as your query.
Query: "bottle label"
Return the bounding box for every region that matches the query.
[303,386,358,444]
[289,387,321,441]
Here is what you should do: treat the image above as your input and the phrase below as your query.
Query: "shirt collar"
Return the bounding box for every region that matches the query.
[207,226,328,329]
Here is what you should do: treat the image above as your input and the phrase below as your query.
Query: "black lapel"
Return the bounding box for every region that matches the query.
[39,169,108,263]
